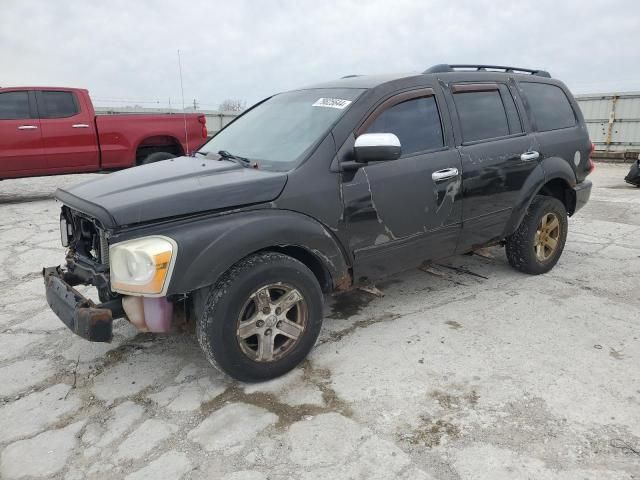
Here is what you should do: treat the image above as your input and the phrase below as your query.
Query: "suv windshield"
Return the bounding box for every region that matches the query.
[199,88,364,171]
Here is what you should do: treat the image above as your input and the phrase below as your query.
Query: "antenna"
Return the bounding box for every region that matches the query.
[177,49,190,154]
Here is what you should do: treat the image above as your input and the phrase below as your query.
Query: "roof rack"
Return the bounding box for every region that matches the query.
[424,64,551,78]
[341,74,362,79]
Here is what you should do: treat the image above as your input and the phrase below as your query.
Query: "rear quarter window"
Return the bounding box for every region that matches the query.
[520,82,576,131]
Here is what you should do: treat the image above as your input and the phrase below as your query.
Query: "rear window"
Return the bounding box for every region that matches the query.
[453,90,510,142]
[0,91,30,120]
[520,82,576,131]
[39,91,79,118]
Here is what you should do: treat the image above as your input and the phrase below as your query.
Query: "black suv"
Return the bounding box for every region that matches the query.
[44,64,593,381]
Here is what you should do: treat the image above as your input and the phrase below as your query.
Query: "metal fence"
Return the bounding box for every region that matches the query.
[575,92,640,156]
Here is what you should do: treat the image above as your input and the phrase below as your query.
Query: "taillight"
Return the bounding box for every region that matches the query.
[587,142,596,175]
[198,115,207,138]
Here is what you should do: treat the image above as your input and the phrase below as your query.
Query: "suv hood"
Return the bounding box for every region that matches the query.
[55,156,288,228]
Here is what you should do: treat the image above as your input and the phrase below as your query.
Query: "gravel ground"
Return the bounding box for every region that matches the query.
[0,164,638,479]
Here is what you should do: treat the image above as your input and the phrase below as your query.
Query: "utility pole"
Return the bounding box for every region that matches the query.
[193,98,198,110]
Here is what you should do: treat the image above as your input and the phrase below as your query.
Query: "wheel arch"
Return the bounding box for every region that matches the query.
[537,177,576,216]
[135,135,185,164]
[503,158,577,238]
[159,210,352,296]
[258,245,334,293]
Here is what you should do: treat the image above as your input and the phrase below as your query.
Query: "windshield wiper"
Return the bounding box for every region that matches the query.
[217,150,252,167]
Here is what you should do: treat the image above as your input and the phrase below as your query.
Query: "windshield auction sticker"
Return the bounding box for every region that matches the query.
[312,98,352,109]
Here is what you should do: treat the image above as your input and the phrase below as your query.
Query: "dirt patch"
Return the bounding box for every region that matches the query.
[328,290,378,319]
[321,312,401,344]
[200,361,352,429]
[405,416,461,448]
[431,389,479,409]
[609,347,625,360]
[445,320,463,330]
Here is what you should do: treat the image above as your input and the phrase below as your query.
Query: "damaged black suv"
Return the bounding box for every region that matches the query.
[44,64,593,381]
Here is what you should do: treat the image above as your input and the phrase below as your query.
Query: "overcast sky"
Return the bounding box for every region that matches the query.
[2,0,639,110]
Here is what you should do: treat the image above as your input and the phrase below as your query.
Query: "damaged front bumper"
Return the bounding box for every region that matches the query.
[42,266,124,343]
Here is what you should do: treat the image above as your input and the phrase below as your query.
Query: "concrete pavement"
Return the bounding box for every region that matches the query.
[0,164,638,479]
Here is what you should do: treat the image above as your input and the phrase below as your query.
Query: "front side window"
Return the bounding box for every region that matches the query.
[40,91,79,118]
[0,91,30,120]
[520,82,576,131]
[199,88,364,171]
[365,96,443,155]
[453,90,510,143]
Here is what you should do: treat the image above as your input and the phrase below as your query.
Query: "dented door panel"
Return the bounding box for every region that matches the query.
[455,135,540,251]
[342,148,462,281]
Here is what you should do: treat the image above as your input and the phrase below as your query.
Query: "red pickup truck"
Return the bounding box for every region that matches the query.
[0,87,208,179]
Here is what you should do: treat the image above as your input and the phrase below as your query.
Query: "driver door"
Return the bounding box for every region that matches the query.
[340,88,462,281]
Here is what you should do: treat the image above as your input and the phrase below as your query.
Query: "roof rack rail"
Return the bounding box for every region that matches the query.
[341,74,362,79]
[424,64,551,78]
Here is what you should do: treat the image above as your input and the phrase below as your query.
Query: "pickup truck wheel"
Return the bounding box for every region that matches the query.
[196,252,324,382]
[506,195,568,275]
[140,151,175,165]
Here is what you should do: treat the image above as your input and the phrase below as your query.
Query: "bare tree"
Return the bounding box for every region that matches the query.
[219,99,246,112]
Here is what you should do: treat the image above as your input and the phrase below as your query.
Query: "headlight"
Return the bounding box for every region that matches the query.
[109,236,177,296]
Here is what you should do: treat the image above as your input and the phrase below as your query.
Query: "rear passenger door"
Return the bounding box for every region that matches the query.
[36,90,99,172]
[446,82,539,251]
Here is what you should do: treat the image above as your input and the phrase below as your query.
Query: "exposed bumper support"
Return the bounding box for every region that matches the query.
[43,266,124,343]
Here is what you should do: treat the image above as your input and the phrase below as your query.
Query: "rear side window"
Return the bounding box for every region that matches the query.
[520,83,576,131]
[0,91,30,120]
[365,96,443,155]
[453,90,510,142]
[39,91,79,118]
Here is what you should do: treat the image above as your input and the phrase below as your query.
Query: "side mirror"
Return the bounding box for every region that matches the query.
[353,133,402,163]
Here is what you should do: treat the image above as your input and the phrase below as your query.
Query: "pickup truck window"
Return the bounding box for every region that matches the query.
[0,91,30,120]
[520,82,576,132]
[454,90,510,142]
[199,88,364,171]
[365,96,443,155]
[38,91,79,118]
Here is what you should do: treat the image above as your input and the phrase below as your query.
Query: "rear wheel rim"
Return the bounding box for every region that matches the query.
[236,282,308,362]
[534,212,561,261]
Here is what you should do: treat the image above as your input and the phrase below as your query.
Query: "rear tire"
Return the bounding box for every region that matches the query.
[506,195,568,275]
[196,252,324,382]
[140,151,175,165]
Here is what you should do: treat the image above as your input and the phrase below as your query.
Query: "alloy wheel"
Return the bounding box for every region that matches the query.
[236,283,308,362]
[534,212,561,261]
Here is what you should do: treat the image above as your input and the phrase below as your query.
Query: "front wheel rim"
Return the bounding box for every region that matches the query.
[534,212,561,261]
[236,282,308,362]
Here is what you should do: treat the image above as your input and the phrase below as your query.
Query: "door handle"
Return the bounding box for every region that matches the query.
[17,125,38,130]
[432,167,459,182]
[72,124,89,128]
[520,151,540,162]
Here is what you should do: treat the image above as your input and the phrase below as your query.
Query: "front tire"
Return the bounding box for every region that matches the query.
[196,252,324,382]
[506,195,568,275]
